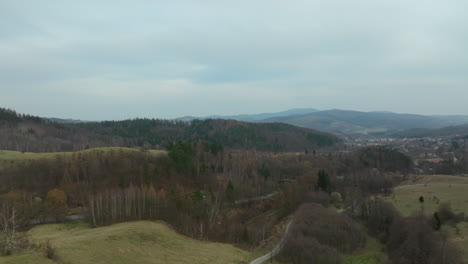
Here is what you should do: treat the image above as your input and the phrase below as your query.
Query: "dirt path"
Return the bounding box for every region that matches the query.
[249,220,293,264]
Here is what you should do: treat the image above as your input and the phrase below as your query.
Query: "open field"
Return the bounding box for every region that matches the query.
[385,174,468,261]
[0,221,250,264]
[0,250,55,264]
[384,174,468,217]
[0,147,166,169]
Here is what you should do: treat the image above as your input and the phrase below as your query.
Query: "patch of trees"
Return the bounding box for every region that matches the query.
[0,143,330,242]
[0,200,28,256]
[353,146,412,173]
[340,169,405,195]
[331,147,411,196]
[432,158,468,175]
[0,108,45,124]
[0,149,170,204]
[357,198,462,264]
[433,203,465,227]
[280,203,365,264]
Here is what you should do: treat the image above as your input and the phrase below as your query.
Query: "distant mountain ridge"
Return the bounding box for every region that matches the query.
[46,117,89,124]
[176,108,319,122]
[392,124,468,138]
[259,109,468,136]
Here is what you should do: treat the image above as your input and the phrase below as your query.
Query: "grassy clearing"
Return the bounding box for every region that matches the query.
[0,147,166,169]
[384,175,468,217]
[0,221,250,264]
[385,174,468,262]
[0,250,55,264]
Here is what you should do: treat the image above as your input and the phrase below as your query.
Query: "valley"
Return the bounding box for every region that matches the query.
[0,108,467,264]
[2,1,468,263]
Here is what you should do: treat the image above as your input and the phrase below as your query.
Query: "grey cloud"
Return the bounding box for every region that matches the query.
[1,0,467,119]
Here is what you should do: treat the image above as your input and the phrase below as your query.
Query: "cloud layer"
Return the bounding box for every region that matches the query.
[1,0,467,120]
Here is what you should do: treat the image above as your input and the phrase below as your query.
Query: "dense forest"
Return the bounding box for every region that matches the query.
[0,143,413,244]
[0,108,340,153]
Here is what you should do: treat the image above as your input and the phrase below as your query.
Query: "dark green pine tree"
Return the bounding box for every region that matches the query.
[317,170,331,192]
[433,212,441,230]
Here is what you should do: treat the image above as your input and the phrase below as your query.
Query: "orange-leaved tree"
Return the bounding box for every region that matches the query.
[45,189,67,219]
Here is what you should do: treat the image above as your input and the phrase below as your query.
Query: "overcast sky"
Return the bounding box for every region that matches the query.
[1,0,467,120]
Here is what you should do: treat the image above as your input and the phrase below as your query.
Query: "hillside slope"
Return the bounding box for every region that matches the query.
[0,108,340,152]
[80,118,340,152]
[176,108,319,122]
[261,109,468,135]
[0,221,250,264]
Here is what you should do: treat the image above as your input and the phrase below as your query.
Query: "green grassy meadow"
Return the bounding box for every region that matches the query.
[0,221,250,264]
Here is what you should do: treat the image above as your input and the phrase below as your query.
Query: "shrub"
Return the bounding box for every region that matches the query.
[280,235,341,264]
[38,241,56,260]
[437,203,462,224]
[45,188,67,219]
[330,192,342,206]
[280,203,365,264]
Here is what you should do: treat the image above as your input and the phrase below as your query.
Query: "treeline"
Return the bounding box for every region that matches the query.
[0,145,412,209]
[345,146,413,173]
[0,107,128,152]
[0,144,320,205]
[0,108,45,123]
[0,107,341,153]
[78,118,342,151]
[0,141,325,243]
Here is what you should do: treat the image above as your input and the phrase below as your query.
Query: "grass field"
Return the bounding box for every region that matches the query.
[385,174,468,261]
[0,147,166,169]
[0,221,250,264]
[0,250,55,264]
[384,174,468,217]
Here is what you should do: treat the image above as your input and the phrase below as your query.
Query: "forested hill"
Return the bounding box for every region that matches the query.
[261,109,468,135]
[391,124,468,138]
[0,108,341,152]
[84,118,341,151]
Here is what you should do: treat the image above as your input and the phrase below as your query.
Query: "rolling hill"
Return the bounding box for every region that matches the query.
[176,108,319,122]
[0,221,251,264]
[261,109,468,136]
[391,124,468,138]
[76,118,341,152]
[0,108,340,152]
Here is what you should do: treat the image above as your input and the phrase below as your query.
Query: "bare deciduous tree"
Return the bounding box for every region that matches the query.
[0,202,24,256]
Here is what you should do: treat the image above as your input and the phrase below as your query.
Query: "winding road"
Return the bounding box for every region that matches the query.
[249,220,293,264]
